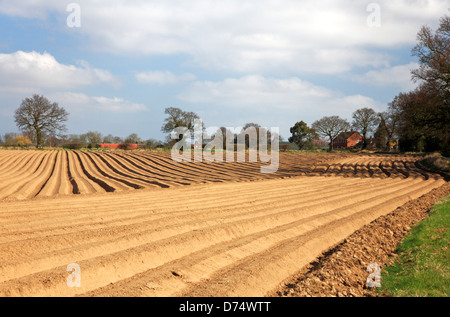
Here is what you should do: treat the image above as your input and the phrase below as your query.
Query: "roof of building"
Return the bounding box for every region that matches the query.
[334,131,362,141]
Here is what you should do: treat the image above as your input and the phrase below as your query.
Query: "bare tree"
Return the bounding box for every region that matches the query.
[312,116,350,151]
[378,99,402,151]
[411,14,450,155]
[4,132,18,147]
[352,108,380,149]
[239,123,260,150]
[161,107,203,142]
[14,95,69,148]
[412,15,450,96]
[218,127,236,150]
[126,133,142,144]
[102,134,115,144]
[84,131,103,147]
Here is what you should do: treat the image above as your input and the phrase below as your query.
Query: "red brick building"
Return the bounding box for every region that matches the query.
[333,131,363,149]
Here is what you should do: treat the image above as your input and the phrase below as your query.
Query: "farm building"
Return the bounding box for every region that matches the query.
[333,131,363,149]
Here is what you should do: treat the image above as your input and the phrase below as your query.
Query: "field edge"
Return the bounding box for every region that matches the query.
[270,181,450,297]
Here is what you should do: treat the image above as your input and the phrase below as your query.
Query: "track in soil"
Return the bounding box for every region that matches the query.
[0,150,446,297]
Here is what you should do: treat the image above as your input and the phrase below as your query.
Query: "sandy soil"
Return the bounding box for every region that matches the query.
[0,150,446,297]
[271,182,450,297]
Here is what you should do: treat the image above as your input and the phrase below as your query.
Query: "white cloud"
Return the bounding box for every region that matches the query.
[48,92,148,114]
[1,0,447,74]
[178,75,384,130]
[355,63,420,90]
[181,76,333,106]
[0,51,119,90]
[135,71,195,85]
[0,0,61,18]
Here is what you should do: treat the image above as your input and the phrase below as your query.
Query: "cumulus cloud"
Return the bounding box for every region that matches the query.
[0,51,119,90]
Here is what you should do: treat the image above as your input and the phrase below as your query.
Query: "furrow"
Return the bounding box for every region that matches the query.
[92,152,170,189]
[81,151,142,190]
[66,151,101,194]
[34,151,60,198]
[73,152,116,193]
[0,152,56,200]
[66,151,80,195]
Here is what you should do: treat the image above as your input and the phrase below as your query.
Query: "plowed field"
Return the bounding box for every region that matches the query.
[0,150,446,297]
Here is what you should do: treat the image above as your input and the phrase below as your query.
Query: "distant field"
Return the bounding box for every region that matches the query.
[0,150,446,297]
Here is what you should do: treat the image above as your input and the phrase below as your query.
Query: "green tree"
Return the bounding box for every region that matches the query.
[14,95,69,148]
[288,121,317,150]
[145,138,162,148]
[374,122,388,150]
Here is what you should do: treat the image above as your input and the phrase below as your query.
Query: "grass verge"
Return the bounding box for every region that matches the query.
[378,196,449,297]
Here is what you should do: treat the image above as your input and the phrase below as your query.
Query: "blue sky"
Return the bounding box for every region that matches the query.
[0,0,447,142]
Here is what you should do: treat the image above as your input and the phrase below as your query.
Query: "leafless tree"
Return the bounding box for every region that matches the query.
[378,99,402,151]
[14,95,69,148]
[161,107,203,142]
[410,14,450,155]
[312,116,350,151]
[352,108,380,149]
[412,15,450,98]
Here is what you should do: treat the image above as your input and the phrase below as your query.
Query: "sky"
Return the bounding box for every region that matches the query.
[0,0,448,142]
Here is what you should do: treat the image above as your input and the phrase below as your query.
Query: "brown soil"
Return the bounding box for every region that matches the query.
[0,150,447,297]
[270,181,450,297]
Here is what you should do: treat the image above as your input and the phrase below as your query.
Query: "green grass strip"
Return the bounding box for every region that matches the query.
[379,196,449,297]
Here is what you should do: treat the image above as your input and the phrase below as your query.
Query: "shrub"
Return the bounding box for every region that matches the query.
[280,144,292,152]
[63,143,82,150]
[118,143,132,150]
